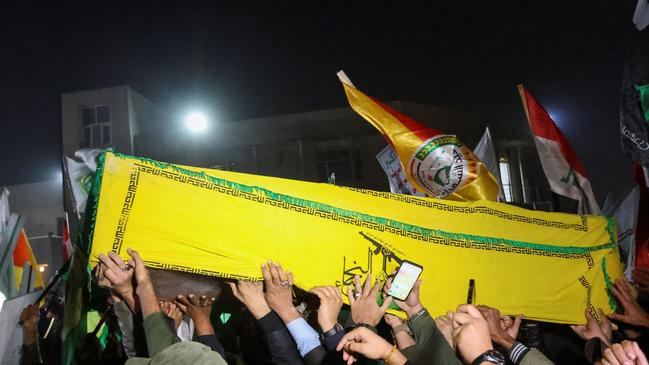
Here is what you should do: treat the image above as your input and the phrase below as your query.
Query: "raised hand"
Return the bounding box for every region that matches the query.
[608,278,649,328]
[20,304,40,345]
[336,327,407,365]
[176,294,216,336]
[127,248,158,317]
[228,280,271,319]
[600,341,649,365]
[570,308,613,346]
[310,286,343,332]
[262,261,299,324]
[383,270,423,317]
[477,305,522,350]
[434,311,455,347]
[97,252,134,298]
[452,304,494,364]
[160,301,183,330]
[348,274,392,327]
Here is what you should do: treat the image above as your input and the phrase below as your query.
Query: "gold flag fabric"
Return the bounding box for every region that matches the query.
[337,71,499,201]
[87,151,621,324]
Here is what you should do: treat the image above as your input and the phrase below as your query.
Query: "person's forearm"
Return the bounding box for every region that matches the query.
[137,282,160,318]
[245,300,272,320]
[23,329,37,346]
[194,318,216,336]
[406,304,424,318]
[394,331,416,349]
[274,306,301,324]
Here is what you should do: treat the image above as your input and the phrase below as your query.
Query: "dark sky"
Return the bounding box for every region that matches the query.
[0,1,638,198]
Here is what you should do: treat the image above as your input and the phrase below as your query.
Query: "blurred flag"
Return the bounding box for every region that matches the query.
[621,1,649,167]
[473,127,504,201]
[633,163,649,269]
[62,213,73,262]
[376,145,425,196]
[13,229,44,290]
[338,70,498,201]
[517,85,601,215]
[607,185,640,280]
[62,149,102,216]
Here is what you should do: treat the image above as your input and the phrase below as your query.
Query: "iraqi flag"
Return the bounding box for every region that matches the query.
[62,213,73,261]
[518,85,601,215]
[338,71,499,201]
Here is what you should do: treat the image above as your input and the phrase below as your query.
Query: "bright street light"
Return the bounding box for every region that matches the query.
[185,112,208,133]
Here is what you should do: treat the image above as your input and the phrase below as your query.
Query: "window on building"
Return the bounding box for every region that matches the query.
[81,105,111,148]
[315,146,362,185]
[499,158,513,202]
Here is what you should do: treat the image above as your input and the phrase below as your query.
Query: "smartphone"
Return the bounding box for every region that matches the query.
[387,261,423,301]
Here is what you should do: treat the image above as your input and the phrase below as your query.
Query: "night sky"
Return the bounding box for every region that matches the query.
[0,1,638,199]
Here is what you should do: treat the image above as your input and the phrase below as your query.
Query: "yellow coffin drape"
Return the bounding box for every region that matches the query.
[87,151,621,324]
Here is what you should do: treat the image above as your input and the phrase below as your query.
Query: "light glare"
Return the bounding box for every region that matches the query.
[185,112,208,133]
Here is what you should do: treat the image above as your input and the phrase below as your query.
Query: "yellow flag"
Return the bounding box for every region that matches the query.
[87,151,620,324]
[338,71,499,201]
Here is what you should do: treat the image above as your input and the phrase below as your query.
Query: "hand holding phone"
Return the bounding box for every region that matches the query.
[386,261,423,301]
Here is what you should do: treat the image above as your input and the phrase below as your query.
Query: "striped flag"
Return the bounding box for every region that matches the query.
[338,71,498,201]
[62,213,73,261]
[518,85,601,215]
[13,230,44,290]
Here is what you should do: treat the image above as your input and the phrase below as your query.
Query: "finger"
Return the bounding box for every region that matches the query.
[598,308,612,326]
[269,261,281,284]
[370,281,380,297]
[456,304,482,319]
[383,277,392,295]
[176,295,191,307]
[104,268,119,285]
[446,311,454,319]
[354,275,362,294]
[287,271,294,286]
[612,283,632,304]
[632,342,649,365]
[620,341,637,361]
[380,296,393,312]
[603,348,622,365]
[261,263,272,282]
[108,252,126,268]
[126,248,145,270]
[200,295,208,307]
[275,263,287,281]
[453,312,471,327]
[511,315,523,335]
[362,273,372,296]
[99,253,120,273]
[176,302,187,313]
[607,313,629,323]
[570,325,585,334]
[611,343,631,364]
[347,284,356,304]
[227,282,240,299]
[188,294,199,305]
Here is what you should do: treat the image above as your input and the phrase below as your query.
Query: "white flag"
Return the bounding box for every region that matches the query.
[473,127,504,201]
[0,188,9,236]
[63,149,102,216]
[376,146,425,196]
[608,185,640,280]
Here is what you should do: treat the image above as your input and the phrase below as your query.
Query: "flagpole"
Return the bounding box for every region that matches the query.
[516,85,532,203]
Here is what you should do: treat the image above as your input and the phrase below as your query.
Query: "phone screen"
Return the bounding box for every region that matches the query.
[387,261,423,301]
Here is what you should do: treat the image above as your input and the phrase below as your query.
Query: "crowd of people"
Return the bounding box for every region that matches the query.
[16,247,649,365]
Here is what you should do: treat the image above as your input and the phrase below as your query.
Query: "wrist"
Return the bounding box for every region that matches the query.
[276,306,300,324]
[320,320,337,333]
[194,321,215,336]
[406,303,424,317]
[247,302,272,320]
[493,334,515,350]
